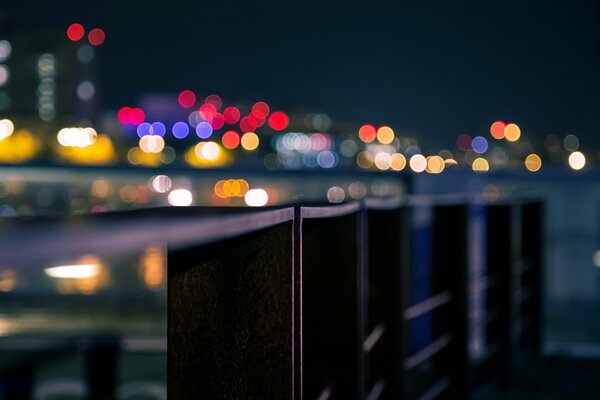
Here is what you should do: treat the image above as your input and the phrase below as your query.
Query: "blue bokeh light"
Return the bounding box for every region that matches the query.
[172,122,189,139]
[137,122,151,137]
[150,122,166,137]
[472,136,489,154]
[196,122,213,139]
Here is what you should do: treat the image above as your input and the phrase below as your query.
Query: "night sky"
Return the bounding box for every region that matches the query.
[2,0,600,149]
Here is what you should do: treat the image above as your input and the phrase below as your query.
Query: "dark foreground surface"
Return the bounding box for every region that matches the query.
[488,357,600,400]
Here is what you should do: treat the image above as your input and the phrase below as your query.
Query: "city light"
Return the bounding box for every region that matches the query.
[409,154,427,173]
[525,154,542,172]
[168,189,193,206]
[45,263,100,279]
[0,119,14,140]
[568,151,586,170]
[244,189,268,207]
[504,123,521,142]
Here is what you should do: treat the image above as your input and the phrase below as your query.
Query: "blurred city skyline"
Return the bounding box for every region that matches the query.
[2,0,600,149]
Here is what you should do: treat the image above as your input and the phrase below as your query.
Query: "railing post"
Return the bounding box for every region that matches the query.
[300,204,362,399]
[167,218,295,399]
[366,205,409,399]
[432,204,469,398]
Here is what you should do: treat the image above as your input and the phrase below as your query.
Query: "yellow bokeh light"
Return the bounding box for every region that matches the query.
[483,184,500,202]
[472,157,489,172]
[356,151,374,169]
[139,244,166,290]
[241,132,260,151]
[0,129,41,163]
[91,179,111,198]
[504,123,521,142]
[426,155,445,174]
[568,151,586,170]
[58,134,116,165]
[390,153,406,171]
[0,270,17,292]
[376,126,395,144]
[185,143,230,168]
[525,154,542,172]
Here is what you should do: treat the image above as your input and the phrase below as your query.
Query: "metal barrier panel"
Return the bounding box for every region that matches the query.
[431,204,469,399]
[168,221,295,399]
[486,204,513,388]
[520,201,543,355]
[301,210,363,399]
[366,207,410,399]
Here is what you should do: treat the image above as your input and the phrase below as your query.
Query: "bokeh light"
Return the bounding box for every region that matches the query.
[245,189,268,207]
[472,157,489,172]
[358,124,377,143]
[205,94,222,110]
[374,152,391,170]
[525,154,542,172]
[178,90,196,108]
[409,154,427,173]
[136,122,151,137]
[563,134,579,151]
[128,108,145,125]
[241,132,259,150]
[457,134,472,151]
[172,122,189,139]
[327,186,345,203]
[490,121,506,139]
[390,153,407,171]
[269,112,289,131]
[471,136,489,154]
[196,121,213,139]
[426,155,445,174]
[168,189,193,206]
[223,106,241,124]
[149,175,172,193]
[504,123,521,142]
[251,102,270,119]
[0,119,14,140]
[67,23,85,41]
[88,28,105,46]
[239,115,258,133]
[568,151,586,170]
[150,122,166,137]
[376,126,394,144]
[222,130,240,149]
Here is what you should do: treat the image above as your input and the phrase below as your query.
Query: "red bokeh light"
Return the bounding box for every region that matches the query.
[490,121,506,140]
[118,107,132,124]
[268,111,289,131]
[222,130,241,149]
[128,108,145,125]
[67,23,85,41]
[239,115,258,133]
[223,106,241,124]
[254,115,266,127]
[456,134,472,152]
[210,113,225,130]
[199,103,217,121]
[178,90,196,108]
[204,94,222,110]
[358,124,377,143]
[251,102,270,119]
[88,28,106,46]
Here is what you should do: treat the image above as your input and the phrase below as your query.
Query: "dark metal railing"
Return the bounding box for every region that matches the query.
[0,195,543,399]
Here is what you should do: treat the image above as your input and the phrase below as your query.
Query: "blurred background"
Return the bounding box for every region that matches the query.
[1,0,600,398]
